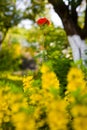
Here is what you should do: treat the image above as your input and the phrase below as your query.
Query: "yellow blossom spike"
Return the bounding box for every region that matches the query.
[41,71,59,90]
[40,64,50,73]
[67,67,84,82]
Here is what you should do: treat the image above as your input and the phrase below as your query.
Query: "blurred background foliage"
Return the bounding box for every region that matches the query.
[0,24,72,97]
[0,0,73,92]
[0,0,84,98]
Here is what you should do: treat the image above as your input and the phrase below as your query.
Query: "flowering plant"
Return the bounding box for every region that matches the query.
[36,17,50,26]
[36,17,50,62]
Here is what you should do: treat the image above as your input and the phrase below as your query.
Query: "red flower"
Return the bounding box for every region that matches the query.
[36,17,50,26]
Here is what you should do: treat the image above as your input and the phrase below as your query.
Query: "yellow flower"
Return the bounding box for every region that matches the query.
[23,76,33,91]
[67,67,86,92]
[30,93,42,104]
[42,71,59,90]
[3,116,10,122]
[47,100,68,130]
[67,67,84,82]
[73,117,87,130]
[12,112,35,130]
[71,105,87,117]
[23,76,33,85]
[11,103,21,113]
[40,64,50,73]
[67,80,86,92]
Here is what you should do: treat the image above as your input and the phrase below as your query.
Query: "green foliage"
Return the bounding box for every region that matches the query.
[0,44,22,71]
[25,24,72,97]
[0,0,21,34]
[52,58,71,96]
[24,0,48,20]
[0,70,23,93]
[0,78,23,93]
[27,25,68,48]
[26,25,70,59]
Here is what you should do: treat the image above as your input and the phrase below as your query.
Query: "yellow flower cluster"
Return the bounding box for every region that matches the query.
[41,64,59,90]
[23,76,33,92]
[0,86,36,130]
[47,100,68,130]
[22,65,87,130]
[12,112,35,130]
[0,65,87,130]
[71,104,87,130]
[66,67,87,130]
[67,67,86,92]
[22,64,69,130]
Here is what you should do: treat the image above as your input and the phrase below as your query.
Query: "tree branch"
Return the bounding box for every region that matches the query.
[84,0,87,28]
[48,0,79,35]
[70,0,82,8]
[48,0,87,39]
[83,3,87,28]
[80,1,87,39]
[48,0,69,19]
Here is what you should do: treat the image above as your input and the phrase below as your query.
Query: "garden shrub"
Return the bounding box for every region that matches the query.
[0,43,22,71]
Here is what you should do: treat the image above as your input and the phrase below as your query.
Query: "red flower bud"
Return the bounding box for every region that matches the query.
[36,17,50,26]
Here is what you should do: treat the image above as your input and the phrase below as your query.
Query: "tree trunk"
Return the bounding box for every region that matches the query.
[0,32,3,50]
[63,18,87,66]
[68,34,87,65]
[48,0,87,66]
[0,30,8,50]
